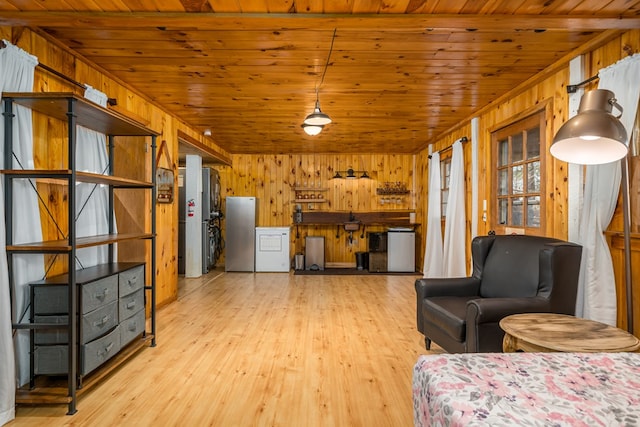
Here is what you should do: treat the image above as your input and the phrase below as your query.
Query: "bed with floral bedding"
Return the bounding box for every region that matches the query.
[413,352,640,426]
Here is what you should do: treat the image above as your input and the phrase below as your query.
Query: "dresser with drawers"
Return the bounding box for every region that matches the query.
[30,263,146,383]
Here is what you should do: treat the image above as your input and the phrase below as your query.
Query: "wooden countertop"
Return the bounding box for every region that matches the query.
[294,211,418,227]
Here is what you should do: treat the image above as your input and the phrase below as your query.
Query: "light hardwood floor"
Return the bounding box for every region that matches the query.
[9,270,442,426]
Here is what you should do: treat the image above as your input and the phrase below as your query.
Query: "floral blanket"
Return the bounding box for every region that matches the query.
[413,352,640,426]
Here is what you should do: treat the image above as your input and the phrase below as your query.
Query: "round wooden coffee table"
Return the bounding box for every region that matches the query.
[500,313,640,352]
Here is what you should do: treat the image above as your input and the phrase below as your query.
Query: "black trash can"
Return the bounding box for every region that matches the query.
[355,252,369,270]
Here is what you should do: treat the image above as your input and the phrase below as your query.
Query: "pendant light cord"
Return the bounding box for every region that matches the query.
[316,28,337,99]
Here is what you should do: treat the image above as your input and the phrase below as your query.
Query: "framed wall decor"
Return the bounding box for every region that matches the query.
[156,140,175,203]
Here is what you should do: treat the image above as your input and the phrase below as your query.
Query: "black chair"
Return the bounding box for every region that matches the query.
[415,234,582,353]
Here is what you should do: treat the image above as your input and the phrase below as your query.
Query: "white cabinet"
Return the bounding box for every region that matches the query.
[255,227,290,272]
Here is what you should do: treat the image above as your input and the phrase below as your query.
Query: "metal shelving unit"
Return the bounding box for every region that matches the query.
[2,92,159,414]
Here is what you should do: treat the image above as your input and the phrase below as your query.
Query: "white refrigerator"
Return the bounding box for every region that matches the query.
[225,197,257,272]
[387,228,416,272]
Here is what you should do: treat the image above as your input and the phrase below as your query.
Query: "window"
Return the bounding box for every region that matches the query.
[491,112,545,234]
[440,156,451,218]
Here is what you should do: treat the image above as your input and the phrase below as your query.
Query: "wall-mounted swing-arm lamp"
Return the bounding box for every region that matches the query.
[550,88,633,333]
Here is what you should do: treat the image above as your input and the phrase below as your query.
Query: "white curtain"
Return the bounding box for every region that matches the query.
[0,40,40,426]
[443,140,466,277]
[423,152,443,277]
[576,53,640,325]
[75,85,114,268]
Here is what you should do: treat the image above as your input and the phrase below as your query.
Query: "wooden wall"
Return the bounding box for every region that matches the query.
[216,153,416,266]
[3,25,640,334]
[415,29,640,335]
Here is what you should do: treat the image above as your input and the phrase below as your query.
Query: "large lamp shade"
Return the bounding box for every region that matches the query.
[550,89,628,165]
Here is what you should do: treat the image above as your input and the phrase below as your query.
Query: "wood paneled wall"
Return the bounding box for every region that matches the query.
[1,26,229,309]
[415,29,640,335]
[3,25,640,334]
[216,153,416,265]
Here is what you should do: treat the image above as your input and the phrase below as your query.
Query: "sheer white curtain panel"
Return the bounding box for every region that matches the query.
[443,140,467,277]
[0,40,40,426]
[423,152,444,277]
[75,85,114,268]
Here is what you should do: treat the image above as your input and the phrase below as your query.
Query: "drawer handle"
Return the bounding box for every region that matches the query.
[95,288,109,301]
[127,277,137,286]
[98,342,115,357]
[126,301,136,310]
[128,322,137,332]
[93,315,111,327]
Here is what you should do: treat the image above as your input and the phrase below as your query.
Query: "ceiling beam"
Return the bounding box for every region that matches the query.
[2,12,640,31]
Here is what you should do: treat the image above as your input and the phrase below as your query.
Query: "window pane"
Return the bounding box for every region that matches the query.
[512,197,524,226]
[527,196,540,227]
[512,165,523,194]
[527,161,540,192]
[512,133,523,162]
[498,169,508,195]
[527,127,540,159]
[499,199,508,225]
[498,139,509,166]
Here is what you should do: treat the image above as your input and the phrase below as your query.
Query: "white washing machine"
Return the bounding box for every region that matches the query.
[255,227,291,272]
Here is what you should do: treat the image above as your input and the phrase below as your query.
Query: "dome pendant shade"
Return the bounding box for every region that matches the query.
[550,89,628,165]
[302,124,323,136]
[303,99,332,126]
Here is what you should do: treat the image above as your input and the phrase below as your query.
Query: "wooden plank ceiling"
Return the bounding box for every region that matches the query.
[1,1,640,156]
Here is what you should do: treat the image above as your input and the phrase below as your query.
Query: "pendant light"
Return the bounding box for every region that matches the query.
[302,29,336,132]
[303,94,332,126]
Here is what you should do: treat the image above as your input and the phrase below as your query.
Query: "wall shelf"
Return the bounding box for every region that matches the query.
[292,187,328,192]
[294,199,327,203]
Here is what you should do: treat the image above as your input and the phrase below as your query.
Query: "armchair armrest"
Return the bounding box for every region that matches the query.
[415,277,481,298]
[466,296,549,324]
[415,277,481,334]
[465,296,550,352]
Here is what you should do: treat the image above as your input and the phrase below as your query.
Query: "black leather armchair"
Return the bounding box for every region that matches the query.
[415,234,582,353]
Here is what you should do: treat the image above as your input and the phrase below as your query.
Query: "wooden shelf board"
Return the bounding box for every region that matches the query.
[7,233,154,252]
[0,170,152,188]
[3,92,159,137]
[292,187,328,191]
[16,335,154,406]
[30,262,145,286]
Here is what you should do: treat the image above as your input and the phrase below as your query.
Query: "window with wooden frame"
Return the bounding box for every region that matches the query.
[440,155,452,219]
[491,111,546,235]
